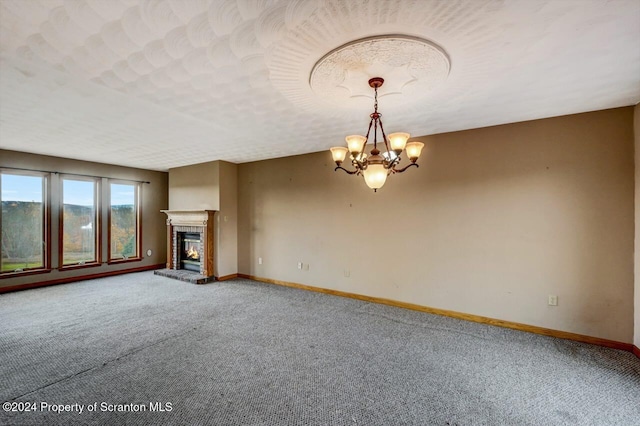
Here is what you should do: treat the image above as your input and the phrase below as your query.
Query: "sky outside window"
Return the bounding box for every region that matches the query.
[1,174,42,202]
[2,175,136,206]
[63,179,95,206]
[111,184,135,206]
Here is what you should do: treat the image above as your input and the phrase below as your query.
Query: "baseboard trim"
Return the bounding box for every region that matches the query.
[238,274,633,353]
[217,273,238,281]
[633,345,640,359]
[0,264,165,294]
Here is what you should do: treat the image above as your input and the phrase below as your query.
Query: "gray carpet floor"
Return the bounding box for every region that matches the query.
[0,272,638,426]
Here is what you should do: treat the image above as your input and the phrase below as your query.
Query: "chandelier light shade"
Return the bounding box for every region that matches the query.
[329,147,348,163]
[329,77,425,191]
[405,141,425,161]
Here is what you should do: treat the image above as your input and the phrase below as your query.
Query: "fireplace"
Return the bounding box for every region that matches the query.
[156,210,216,284]
[178,232,202,272]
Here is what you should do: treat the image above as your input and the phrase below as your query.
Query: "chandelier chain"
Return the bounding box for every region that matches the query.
[374,85,378,113]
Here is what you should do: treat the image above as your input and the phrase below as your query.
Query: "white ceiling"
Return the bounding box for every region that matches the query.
[0,0,639,171]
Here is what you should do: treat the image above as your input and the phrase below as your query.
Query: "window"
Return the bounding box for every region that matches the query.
[61,177,98,267]
[109,182,140,261]
[1,169,144,278]
[1,172,47,274]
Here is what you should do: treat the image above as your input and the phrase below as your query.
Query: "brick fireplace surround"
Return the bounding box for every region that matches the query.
[155,210,216,284]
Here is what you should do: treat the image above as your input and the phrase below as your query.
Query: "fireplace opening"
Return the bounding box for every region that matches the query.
[178,232,202,272]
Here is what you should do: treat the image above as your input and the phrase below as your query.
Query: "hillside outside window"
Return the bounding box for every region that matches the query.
[0,172,48,274]
[61,177,99,267]
[109,182,140,262]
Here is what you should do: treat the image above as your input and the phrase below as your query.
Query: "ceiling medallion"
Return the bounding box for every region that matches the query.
[309,34,450,103]
[330,77,425,191]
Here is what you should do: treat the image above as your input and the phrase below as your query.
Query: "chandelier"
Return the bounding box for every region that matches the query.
[329,77,425,191]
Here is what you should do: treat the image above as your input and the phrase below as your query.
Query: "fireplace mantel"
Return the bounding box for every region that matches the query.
[161,210,215,227]
[160,210,216,280]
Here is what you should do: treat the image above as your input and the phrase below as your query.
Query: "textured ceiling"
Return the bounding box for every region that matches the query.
[0,0,639,171]
[309,35,451,106]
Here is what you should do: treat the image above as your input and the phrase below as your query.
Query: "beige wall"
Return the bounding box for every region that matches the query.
[238,107,635,343]
[168,160,238,277]
[218,161,238,278]
[634,104,640,348]
[0,150,169,289]
[168,161,219,210]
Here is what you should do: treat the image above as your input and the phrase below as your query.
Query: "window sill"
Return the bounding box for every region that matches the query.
[0,268,52,279]
[59,262,101,272]
[107,257,143,265]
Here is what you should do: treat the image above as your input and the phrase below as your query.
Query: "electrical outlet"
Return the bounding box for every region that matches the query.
[548,295,558,306]
[344,269,350,277]
[258,257,262,265]
[304,264,309,271]
[297,262,303,270]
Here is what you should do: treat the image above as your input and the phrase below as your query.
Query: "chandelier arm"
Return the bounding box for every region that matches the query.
[363,116,375,152]
[377,117,392,156]
[335,166,359,175]
[390,153,402,169]
[364,116,374,139]
[352,158,365,170]
[391,163,419,174]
